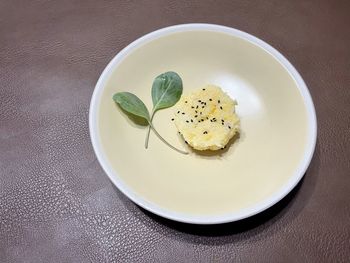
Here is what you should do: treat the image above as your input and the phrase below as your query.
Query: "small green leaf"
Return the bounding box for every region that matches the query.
[145,72,183,148]
[151,71,183,111]
[113,92,150,121]
[112,73,188,155]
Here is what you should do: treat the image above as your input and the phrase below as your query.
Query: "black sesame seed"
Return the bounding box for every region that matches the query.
[198,100,201,102]
[209,98,212,101]
[220,106,223,110]
[171,118,174,121]
[218,100,221,103]
[191,119,193,122]
[204,102,206,105]
[222,123,224,125]
[202,106,205,108]
[201,119,204,122]
[191,106,194,109]
[185,101,188,103]
[177,111,180,114]
[203,131,208,134]
[182,112,185,115]
[186,120,189,123]
[200,112,202,115]
[228,126,231,129]
[185,141,188,144]
[194,115,198,118]
[195,110,198,113]
[196,105,199,109]
[206,117,209,120]
[202,88,206,91]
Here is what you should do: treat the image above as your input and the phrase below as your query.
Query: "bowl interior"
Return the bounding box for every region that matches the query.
[94,27,312,223]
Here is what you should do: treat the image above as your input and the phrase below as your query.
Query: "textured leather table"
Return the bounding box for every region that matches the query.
[1,1,349,262]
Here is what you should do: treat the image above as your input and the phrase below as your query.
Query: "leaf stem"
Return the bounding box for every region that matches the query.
[148,122,188,155]
[144,110,155,149]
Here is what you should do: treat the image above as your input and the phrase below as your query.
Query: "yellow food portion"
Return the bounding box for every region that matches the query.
[173,85,240,151]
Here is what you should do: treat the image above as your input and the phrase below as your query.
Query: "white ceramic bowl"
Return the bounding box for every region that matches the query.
[89,24,317,224]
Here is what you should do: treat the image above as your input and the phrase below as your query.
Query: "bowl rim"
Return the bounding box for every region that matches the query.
[89,23,317,225]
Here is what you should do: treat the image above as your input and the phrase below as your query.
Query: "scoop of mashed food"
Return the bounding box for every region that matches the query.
[173,85,240,151]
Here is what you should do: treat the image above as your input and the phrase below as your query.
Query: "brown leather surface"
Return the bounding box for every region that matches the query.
[1,0,350,262]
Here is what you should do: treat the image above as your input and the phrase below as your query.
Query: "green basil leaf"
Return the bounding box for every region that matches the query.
[151,71,183,111]
[113,92,150,121]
